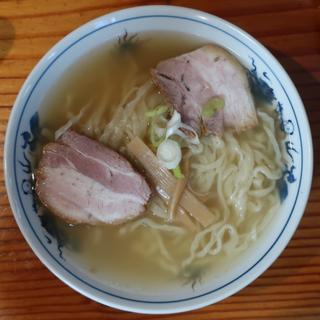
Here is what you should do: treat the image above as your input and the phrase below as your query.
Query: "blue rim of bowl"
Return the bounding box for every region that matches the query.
[13,14,303,304]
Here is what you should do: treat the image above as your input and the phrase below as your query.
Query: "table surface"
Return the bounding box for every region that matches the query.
[0,0,319,319]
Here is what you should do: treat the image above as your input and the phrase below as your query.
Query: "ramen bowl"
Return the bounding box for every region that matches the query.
[4,5,313,314]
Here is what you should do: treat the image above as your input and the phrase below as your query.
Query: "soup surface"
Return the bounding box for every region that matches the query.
[38,31,283,291]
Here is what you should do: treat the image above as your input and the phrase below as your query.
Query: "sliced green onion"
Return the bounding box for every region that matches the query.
[201,97,225,119]
[172,165,184,179]
[157,139,181,170]
[149,121,166,148]
[146,105,169,118]
[147,105,169,148]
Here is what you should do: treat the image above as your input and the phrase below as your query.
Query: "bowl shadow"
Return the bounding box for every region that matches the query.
[0,17,15,63]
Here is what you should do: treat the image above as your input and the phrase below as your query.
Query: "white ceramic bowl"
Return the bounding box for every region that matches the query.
[4,5,313,314]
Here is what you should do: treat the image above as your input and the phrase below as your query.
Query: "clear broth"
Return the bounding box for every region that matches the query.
[39,31,280,292]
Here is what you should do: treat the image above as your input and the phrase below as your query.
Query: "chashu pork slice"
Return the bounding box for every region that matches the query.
[35,130,151,225]
[151,44,258,136]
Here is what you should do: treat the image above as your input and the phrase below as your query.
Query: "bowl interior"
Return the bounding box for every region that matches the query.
[4,6,312,314]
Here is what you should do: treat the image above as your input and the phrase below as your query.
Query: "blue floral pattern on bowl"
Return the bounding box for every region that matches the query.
[248,57,298,202]
[19,112,66,258]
